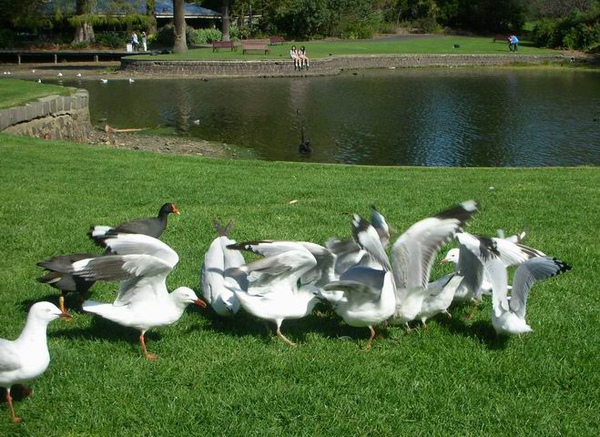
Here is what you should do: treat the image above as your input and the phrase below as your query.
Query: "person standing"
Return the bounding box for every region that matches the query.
[509,34,519,52]
[131,31,139,51]
[141,31,148,51]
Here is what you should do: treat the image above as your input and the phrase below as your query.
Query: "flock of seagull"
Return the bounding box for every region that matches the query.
[0,201,571,423]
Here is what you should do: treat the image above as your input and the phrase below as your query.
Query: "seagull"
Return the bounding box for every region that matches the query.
[388,200,479,329]
[72,233,206,360]
[57,72,63,77]
[201,220,246,316]
[419,243,484,328]
[0,302,71,423]
[128,78,135,83]
[444,232,546,302]
[36,253,98,312]
[225,240,321,346]
[325,204,391,277]
[320,214,395,349]
[31,69,36,73]
[89,203,179,243]
[100,79,108,84]
[192,119,200,125]
[37,79,42,83]
[76,73,82,78]
[465,239,571,335]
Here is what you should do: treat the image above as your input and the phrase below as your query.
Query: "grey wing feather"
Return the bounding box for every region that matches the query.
[510,257,571,319]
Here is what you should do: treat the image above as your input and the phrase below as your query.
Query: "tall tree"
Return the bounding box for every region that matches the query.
[173,0,188,53]
[147,0,157,34]
[73,0,95,44]
[222,0,231,41]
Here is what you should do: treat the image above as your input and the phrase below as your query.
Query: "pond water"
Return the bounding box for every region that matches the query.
[63,68,600,166]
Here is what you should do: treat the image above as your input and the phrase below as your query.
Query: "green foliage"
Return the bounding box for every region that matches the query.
[187,27,223,45]
[0,28,17,48]
[95,31,128,49]
[532,7,600,50]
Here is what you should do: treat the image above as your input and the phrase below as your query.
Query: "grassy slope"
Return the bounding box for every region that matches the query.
[133,36,557,61]
[0,79,71,109]
[0,135,598,435]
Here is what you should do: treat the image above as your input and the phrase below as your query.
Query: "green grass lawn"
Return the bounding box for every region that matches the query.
[0,135,598,435]
[0,78,71,109]
[133,35,557,61]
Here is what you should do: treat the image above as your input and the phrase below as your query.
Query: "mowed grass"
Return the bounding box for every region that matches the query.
[0,79,72,109]
[0,135,598,435]
[134,35,557,61]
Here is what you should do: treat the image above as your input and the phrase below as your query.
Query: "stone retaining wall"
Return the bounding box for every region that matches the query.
[0,89,92,141]
[121,54,571,78]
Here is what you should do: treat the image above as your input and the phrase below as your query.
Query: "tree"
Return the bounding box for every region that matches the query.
[222,0,231,41]
[72,0,95,44]
[173,0,188,53]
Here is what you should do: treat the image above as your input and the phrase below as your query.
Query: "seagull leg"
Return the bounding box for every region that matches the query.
[139,332,157,360]
[421,319,428,329]
[364,326,376,350]
[443,310,452,319]
[59,295,67,314]
[5,389,21,423]
[276,323,297,347]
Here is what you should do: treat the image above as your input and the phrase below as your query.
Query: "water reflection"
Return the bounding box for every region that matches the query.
[63,68,600,167]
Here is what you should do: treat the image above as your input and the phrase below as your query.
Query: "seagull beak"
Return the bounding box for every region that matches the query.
[60,311,73,320]
[194,299,207,308]
[440,258,449,264]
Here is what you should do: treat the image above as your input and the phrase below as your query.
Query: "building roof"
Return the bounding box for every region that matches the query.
[46,1,221,19]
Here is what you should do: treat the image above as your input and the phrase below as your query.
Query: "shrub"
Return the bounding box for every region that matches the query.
[95,31,127,49]
[188,27,222,44]
[0,29,17,48]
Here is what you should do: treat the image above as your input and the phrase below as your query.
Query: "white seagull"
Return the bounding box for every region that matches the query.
[225,240,321,346]
[72,233,206,360]
[100,79,108,84]
[321,214,396,349]
[201,220,246,316]
[388,200,479,329]
[0,302,71,423]
[445,232,546,304]
[466,239,571,335]
[128,78,135,83]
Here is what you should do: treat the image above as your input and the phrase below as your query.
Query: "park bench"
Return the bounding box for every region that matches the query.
[212,40,236,52]
[493,35,510,43]
[242,40,271,55]
[269,36,285,45]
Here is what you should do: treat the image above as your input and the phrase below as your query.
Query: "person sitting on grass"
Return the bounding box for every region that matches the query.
[290,45,300,70]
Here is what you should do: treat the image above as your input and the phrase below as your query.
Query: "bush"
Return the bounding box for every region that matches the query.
[187,27,222,44]
[95,31,127,49]
[0,29,17,48]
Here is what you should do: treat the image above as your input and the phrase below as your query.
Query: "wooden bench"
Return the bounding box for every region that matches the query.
[493,35,510,43]
[212,40,236,52]
[242,40,271,55]
[269,36,285,45]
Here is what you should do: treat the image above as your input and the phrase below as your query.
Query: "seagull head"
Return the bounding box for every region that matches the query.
[172,287,207,308]
[441,248,459,265]
[30,301,72,322]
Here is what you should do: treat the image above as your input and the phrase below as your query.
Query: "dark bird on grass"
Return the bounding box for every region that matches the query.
[37,253,98,313]
[89,203,180,245]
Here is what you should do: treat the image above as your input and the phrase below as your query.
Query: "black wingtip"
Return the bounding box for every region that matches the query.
[553,258,572,274]
[351,214,371,241]
[435,200,479,227]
